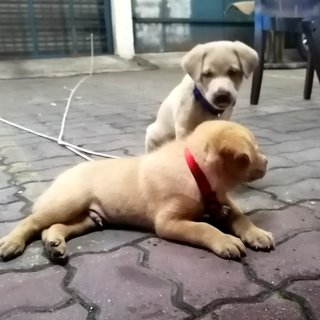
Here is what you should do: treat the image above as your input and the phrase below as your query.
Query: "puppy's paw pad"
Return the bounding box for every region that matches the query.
[242,228,274,251]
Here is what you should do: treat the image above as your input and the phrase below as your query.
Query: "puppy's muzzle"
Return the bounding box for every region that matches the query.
[248,158,268,182]
[213,90,234,109]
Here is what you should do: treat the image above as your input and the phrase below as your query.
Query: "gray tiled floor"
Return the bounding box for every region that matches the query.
[0,68,320,319]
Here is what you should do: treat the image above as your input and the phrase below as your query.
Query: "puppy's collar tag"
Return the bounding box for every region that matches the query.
[184,147,230,216]
[193,85,223,117]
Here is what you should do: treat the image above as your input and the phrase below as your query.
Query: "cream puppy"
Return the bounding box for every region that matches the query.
[0,121,273,262]
[145,41,259,152]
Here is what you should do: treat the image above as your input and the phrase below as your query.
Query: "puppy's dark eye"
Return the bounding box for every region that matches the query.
[228,69,241,78]
[202,71,214,78]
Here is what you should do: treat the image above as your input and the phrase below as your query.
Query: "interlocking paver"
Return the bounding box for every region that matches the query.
[249,206,320,242]
[0,186,19,204]
[0,266,68,316]
[67,229,148,255]
[252,165,317,189]
[245,231,320,287]
[266,179,320,203]
[0,68,320,319]
[140,238,264,309]
[230,186,284,212]
[263,154,297,169]
[200,295,303,320]
[287,280,320,319]
[69,247,188,320]
[1,201,25,221]
[0,171,9,189]
[4,304,88,320]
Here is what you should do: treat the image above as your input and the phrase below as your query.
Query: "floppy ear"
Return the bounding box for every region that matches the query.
[233,41,259,78]
[220,144,251,169]
[181,44,205,81]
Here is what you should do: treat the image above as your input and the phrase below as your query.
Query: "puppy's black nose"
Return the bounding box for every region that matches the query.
[213,90,232,107]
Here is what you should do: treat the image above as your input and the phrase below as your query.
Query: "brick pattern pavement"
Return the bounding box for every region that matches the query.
[0,69,320,319]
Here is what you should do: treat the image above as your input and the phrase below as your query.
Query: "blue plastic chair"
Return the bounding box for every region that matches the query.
[250,0,320,105]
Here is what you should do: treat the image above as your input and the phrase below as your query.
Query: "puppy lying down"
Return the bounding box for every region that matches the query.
[0,120,274,262]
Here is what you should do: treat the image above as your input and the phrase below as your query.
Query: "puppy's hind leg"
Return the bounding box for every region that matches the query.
[145,122,173,153]
[42,214,97,262]
[0,186,90,261]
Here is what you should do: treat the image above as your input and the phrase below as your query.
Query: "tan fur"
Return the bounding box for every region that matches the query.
[0,120,273,262]
[145,41,259,152]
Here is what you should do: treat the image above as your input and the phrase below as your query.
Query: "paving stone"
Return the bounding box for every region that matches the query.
[0,186,19,204]
[4,304,88,320]
[22,181,53,202]
[264,154,296,170]
[0,221,19,238]
[262,139,320,155]
[230,186,284,212]
[252,165,318,190]
[254,136,277,146]
[249,206,320,243]
[0,201,25,221]
[140,238,263,309]
[12,166,68,185]
[281,147,320,164]
[6,162,33,174]
[66,133,119,146]
[200,295,303,320]
[0,266,68,316]
[246,128,284,143]
[0,170,9,189]
[245,231,320,287]
[2,144,72,163]
[287,280,320,319]
[7,157,80,172]
[68,229,149,255]
[70,247,188,320]
[252,127,320,144]
[265,179,320,203]
[299,200,320,212]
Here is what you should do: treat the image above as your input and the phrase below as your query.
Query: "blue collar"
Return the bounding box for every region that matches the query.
[193,85,223,116]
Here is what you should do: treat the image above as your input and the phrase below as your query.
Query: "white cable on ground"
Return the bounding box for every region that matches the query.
[0,33,119,161]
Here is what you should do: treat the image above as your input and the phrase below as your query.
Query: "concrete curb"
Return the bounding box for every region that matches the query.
[0,52,185,79]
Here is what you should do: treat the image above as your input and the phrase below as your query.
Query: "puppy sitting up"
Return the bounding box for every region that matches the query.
[145,41,258,152]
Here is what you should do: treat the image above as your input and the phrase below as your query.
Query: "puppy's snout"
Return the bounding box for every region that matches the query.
[261,155,268,168]
[213,90,233,108]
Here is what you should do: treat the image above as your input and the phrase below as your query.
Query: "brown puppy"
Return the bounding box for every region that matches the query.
[0,120,274,262]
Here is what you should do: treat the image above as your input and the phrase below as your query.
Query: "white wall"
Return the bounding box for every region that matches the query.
[133,0,192,53]
[111,0,135,59]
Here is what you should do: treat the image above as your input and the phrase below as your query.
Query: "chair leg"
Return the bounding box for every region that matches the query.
[250,29,266,105]
[304,54,314,100]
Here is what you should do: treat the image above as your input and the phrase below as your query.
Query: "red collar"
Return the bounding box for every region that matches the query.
[184,147,223,212]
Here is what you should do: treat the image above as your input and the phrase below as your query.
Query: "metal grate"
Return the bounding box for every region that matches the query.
[0,0,113,59]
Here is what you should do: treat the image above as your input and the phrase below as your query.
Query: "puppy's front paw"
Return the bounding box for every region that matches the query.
[0,236,25,260]
[212,234,246,260]
[241,227,274,251]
